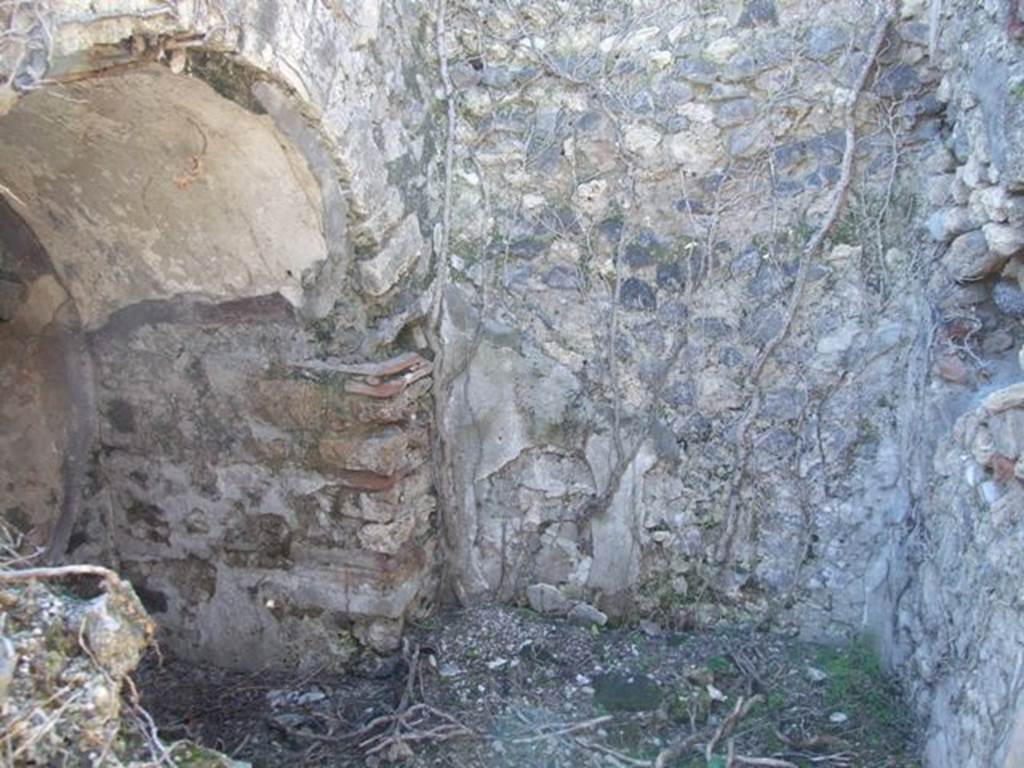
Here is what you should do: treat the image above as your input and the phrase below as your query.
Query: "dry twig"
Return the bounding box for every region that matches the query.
[0,563,120,582]
[509,714,613,744]
[706,694,764,762]
[734,757,799,767]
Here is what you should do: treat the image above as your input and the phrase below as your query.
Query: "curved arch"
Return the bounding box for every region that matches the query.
[0,64,329,329]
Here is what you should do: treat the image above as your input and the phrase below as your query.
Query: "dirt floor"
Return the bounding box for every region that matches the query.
[135,606,922,768]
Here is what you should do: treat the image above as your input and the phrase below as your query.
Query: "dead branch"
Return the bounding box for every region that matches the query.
[654,731,702,767]
[509,714,613,744]
[571,735,653,767]
[0,563,120,582]
[359,702,474,756]
[340,643,476,761]
[706,694,764,762]
[775,730,850,752]
[734,757,799,768]
[807,753,856,766]
[0,181,25,207]
[429,0,456,331]
[424,0,466,608]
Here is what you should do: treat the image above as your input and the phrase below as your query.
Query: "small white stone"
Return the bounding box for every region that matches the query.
[806,666,828,683]
[679,102,715,124]
[983,223,1024,257]
[622,27,661,51]
[829,711,849,724]
[624,124,663,157]
[707,684,727,702]
[979,481,1004,504]
[573,179,610,218]
[962,156,989,190]
[964,462,985,487]
[648,50,673,69]
[666,132,719,175]
[706,36,739,63]
[522,193,545,210]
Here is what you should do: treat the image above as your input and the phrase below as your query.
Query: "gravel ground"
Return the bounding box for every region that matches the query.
[136,605,921,768]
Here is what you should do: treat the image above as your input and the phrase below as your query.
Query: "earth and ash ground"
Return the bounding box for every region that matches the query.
[136,606,921,768]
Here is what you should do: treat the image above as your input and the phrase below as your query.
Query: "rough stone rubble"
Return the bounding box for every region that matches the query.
[0,553,244,766]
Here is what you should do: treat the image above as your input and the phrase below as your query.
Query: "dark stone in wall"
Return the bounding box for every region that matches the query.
[656,262,686,292]
[544,265,583,291]
[737,0,778,28]
[107,399,135,434]
[132,582,169,614]
[994,280,1024,318]
[876,63,923,99]
[625,230,666,268]
[675,57,717,84]
[804,26,850,61]
[619,277,657,311]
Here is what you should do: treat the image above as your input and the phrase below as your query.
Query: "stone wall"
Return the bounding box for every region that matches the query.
[75,297,437,669]
[0,202,81,554]
[0,0,445,669]
[890,1,1024,765]
[2,0,1024,762]
[437,0,940,643]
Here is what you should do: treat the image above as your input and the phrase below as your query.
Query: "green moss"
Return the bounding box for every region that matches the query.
[171,742,245,767]
[668,685,710,725]
[830,206,862,247]
[705,654,733,676]
[816,637,908,729]
[309,315,336,349]
[857,416,881,446]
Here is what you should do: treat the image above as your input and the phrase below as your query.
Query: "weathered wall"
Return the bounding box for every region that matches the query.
[2,0,1024,762]
[74,297,437,669]
[889,1,1024,765]
[0,0,445,669]
[0,203,80,553]
[437,0,938,643]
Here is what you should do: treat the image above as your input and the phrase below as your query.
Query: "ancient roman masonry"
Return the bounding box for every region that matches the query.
[1,1,1023,765]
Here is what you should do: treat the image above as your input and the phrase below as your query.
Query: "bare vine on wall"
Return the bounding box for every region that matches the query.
[425,0,468,602]
[0,0,53,109]
[715,0,898,572]
[434,0,929,619]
